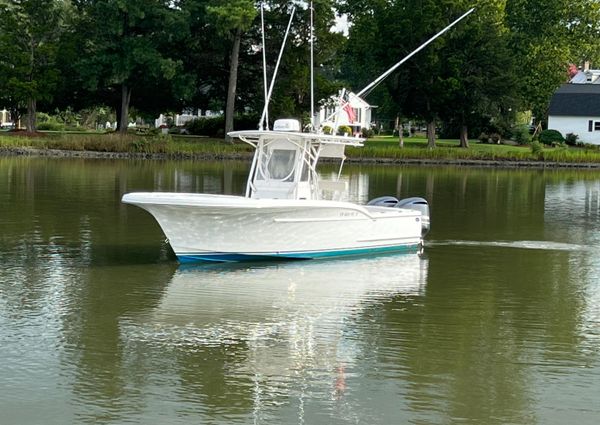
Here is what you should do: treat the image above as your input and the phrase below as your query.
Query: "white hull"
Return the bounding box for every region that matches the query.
[122,192,424,262]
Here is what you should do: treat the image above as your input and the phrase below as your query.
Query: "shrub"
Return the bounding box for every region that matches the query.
[234,114,260,131]
[512,125,532,145]
[565,133,579,146]
[539,129,564,146]
[337,125,352,136]
[478,133,489,143]
[37,121,65,131]
[322,125,333,135]
[531,140,543,156]
[490,133,501,144]
[361,127,375,138]
[184,114,259,137]
[185,116,225,137]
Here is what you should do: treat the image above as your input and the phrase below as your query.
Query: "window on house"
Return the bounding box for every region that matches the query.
[355,108,361,124]
[594,122,600,131]
[590,120,594,132]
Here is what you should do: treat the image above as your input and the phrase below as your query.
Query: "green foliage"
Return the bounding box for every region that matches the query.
[361,127,375,138]
[506,0,600,119]
[206,0,256,37]
[513,125,532,145]
[539,129,564,145]
[261,1,345,119]
[72,0,189,130]
[37,122,65,132]
[565,133,579,146]
[185,114,258,137]
[185,117,223,137]
[0,0,63,130]
[530,140,543,156]
[337,125,352,136]
[322,125,334,135]
[4,0,600,141]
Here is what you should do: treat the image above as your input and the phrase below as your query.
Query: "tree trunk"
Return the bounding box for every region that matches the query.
[225,28,242,142]
[26,97,36,132]
[426,119,436,148]
[118,83,132,134]
[459,124,469,148]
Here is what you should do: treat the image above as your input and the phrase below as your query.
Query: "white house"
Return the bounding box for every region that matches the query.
[1,108,12,128]
[155,109,223,128]
[547,84,600,145]
[315,90,374,135]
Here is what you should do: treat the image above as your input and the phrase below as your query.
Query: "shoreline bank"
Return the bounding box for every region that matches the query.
[3,146,600,169]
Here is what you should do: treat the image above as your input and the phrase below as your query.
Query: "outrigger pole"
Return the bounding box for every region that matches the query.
[260,4,269,130]
[259,6,296,131]
[323,7,475,126]
[357,7,475,98]
[310,1,315,131]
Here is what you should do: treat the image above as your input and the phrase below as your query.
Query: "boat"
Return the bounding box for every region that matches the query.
[121,6,474,263]
[122,118,430,263]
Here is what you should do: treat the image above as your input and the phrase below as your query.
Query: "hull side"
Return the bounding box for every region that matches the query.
[177,243,421,263]
[122,193,424,263]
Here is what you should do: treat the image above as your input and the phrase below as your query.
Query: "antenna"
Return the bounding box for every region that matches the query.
[310,1,315,131]
[259,7,296,131]
[260,3,269,130]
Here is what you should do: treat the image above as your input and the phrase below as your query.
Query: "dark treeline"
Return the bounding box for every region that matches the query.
[1,0,599,145]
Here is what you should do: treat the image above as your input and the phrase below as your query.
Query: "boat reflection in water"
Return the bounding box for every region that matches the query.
[124,253,428,420]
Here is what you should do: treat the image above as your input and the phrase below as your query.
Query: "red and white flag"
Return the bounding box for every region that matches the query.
[340,91,356,123]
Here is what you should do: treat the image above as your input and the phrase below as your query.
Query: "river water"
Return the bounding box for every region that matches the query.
[1,156,599,424]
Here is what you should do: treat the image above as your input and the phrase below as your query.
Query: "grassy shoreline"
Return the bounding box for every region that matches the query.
[3,131,600,167]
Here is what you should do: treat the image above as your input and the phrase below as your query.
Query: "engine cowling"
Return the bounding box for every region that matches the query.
[367,196,430,236]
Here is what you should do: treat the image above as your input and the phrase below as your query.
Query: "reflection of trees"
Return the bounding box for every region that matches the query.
[60,265,173,424]
[352,239,591,423]
[345,165,548,241]
[0,157,251,423]
[338,165,599,423]
[3,157,600,423]
[0,157,250,267]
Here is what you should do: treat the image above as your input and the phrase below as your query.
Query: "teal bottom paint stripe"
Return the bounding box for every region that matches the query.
[177,244,421,263]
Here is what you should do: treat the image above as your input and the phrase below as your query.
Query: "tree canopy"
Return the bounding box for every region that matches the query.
[1,0,600,142]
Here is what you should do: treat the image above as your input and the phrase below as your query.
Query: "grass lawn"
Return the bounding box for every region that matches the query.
[2,131,600,164]
[348,135,600,163]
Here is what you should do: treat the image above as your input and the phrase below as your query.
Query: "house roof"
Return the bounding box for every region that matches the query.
[548,84,600,116]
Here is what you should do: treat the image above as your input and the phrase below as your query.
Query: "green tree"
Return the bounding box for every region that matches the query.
[0,0,62,131]
[206,0,256,140]
[262,0,345,124]
[72,0,185,133]
[439,0,519,147]
[342,0,457,147]
[506,0,600,122]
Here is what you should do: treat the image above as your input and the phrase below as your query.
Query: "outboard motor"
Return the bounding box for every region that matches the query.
[396,197,430,235]
[367,196,430,236]
[367,196,400,207]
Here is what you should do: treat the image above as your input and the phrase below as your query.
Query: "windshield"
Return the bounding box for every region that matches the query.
[258,148,297,181]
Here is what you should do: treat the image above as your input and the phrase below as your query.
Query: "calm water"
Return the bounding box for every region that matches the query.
[1,156,599,424]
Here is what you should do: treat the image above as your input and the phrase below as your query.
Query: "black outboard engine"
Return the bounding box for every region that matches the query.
[367,196,430,236]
